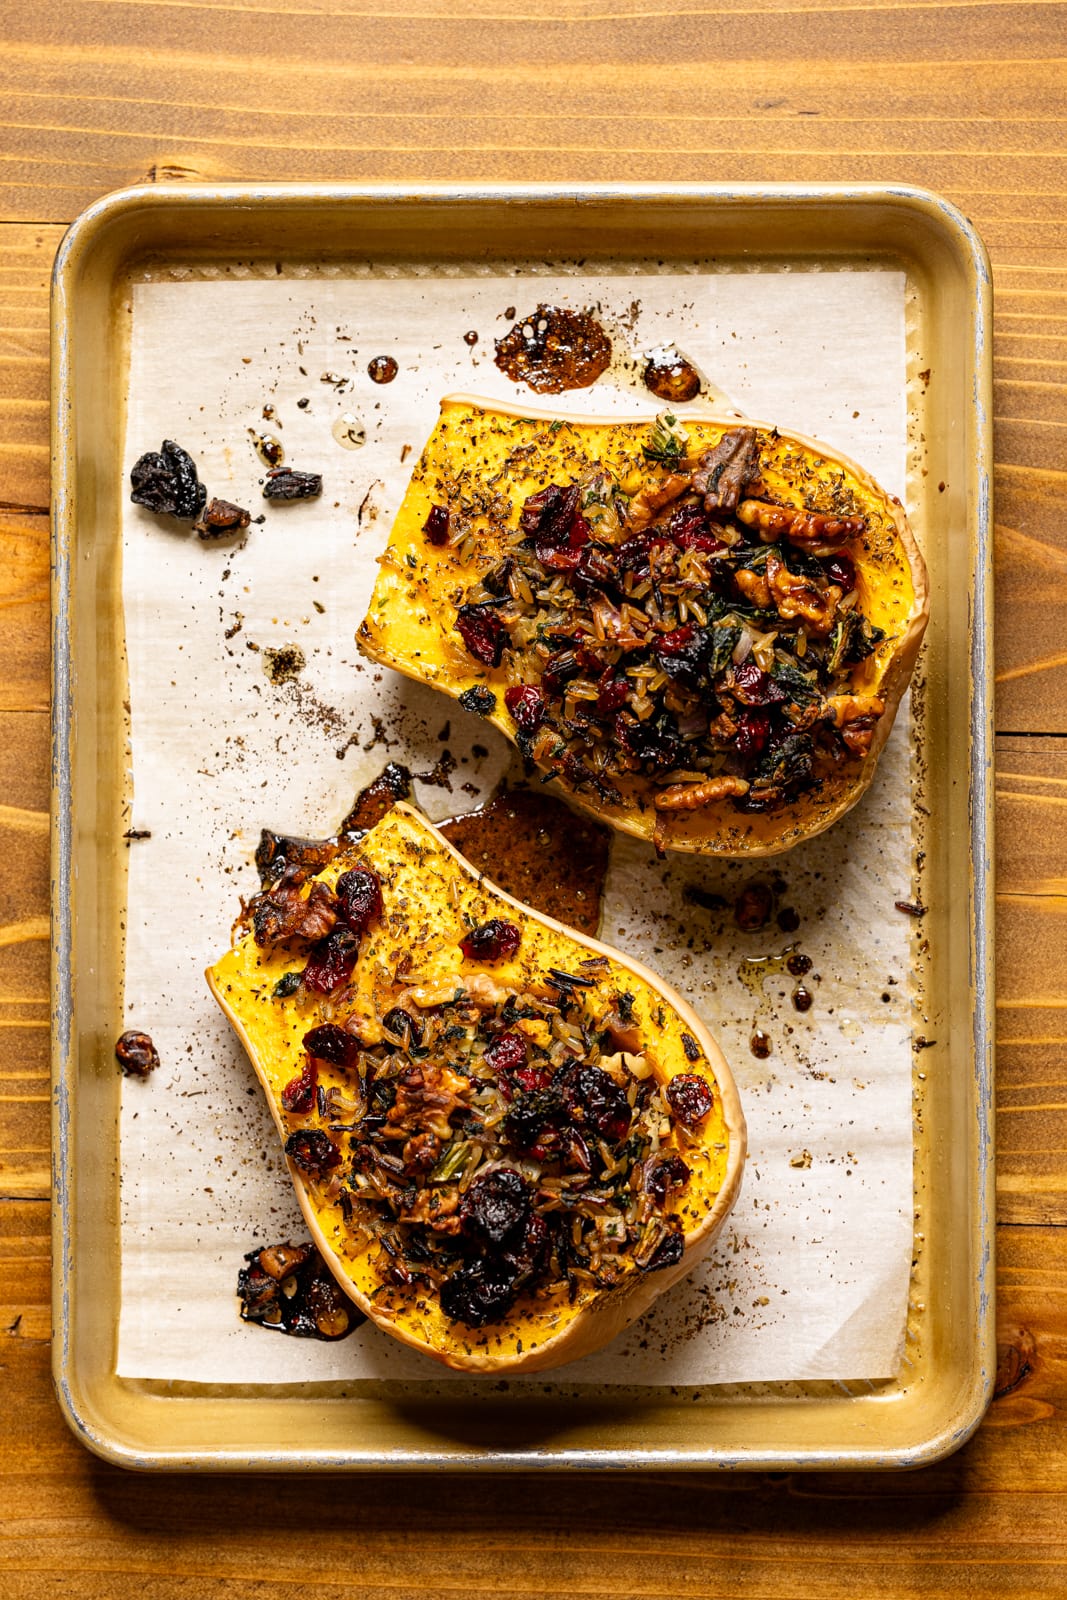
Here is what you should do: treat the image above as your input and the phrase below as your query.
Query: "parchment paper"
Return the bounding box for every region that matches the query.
[117,262,917,1386]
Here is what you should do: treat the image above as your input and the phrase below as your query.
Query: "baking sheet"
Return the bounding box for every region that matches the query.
[116,263,916,1386]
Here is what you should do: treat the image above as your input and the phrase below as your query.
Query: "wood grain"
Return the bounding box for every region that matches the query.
[1,2,1066,1591]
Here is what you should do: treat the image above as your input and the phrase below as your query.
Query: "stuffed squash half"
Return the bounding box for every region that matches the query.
[208,803,746,1373]
[358,396,928,856]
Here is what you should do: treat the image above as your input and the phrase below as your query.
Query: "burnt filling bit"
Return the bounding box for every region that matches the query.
[129,439,207,520]
[115,1029,160,1078]
[236,1240,362,1340]
[263,467,323,501]
[194,496,251,540]
[273,964,712,1330]
[444,419,887,816]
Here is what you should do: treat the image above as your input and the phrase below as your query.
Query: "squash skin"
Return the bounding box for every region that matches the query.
[357,395,929,857]
[207,802,746,1374]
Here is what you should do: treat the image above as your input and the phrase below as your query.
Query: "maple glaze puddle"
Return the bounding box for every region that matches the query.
[493,304,612,393]
[439,787,610,936]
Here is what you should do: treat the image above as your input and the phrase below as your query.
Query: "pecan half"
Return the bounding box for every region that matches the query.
[692,429,760,514]
[653,776,751,810]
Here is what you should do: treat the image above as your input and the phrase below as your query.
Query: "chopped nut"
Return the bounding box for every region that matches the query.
[653,776,751,810]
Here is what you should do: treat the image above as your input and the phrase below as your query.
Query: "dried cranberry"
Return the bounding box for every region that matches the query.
[564,1064,632,1145]
[284,1128,342,1176]
[677,528,726,554]
[423,505,450,546]
[616,531,653,577]
[821,551,856,593]
[572,543,617,592]
[656,624,696,658]
[730,661,787,706]
[484,1031,528,1079]
[115,1029,160,1078]
[512,1063,552,1096]
[455,603,506,668]
[645,1155,691,1206]
[538,513,590,572]
[460,918,521,963]
[460,1168,531,1247]
[302,1023,360,1069]
[665,504,724,554]
[736,708,771,759]
[541,649,581,695]
[302,929,359,993]
[504,683,547,733]
[281,1056,318,1113]
[666,1073,714,1127]
[439,1257,518,1327]
[335,867,383,934]
[644,1226,685,1272]
[519,483,579,546]
[596,672,630,716]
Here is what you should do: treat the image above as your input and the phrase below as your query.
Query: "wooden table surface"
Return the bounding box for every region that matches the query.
[2,3,1065,1594]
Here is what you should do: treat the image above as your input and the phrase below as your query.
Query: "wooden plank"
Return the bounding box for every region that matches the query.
[0,1207,1063,1593]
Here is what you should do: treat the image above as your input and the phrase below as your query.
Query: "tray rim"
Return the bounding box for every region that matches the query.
[50,177,995,1472]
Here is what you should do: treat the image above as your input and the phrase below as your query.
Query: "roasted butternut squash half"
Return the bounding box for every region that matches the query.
[207,802,745,1373]
[358,396,928,856]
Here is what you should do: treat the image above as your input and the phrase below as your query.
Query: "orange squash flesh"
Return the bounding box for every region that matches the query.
[357,395,929,856]
[207,803,746,1374]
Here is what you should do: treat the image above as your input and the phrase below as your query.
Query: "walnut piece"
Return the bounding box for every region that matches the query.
[766,553,841,637]
[737,499,867,550]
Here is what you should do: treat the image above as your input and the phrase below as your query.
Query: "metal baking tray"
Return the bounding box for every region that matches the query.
[51,182,994,1470]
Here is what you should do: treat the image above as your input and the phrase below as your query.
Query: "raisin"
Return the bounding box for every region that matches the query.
[504,683,547,733]
[302,928,359,993]
[681,1033,701,1062]
[115,1029,159,1078]
[645,1155,691,1206]
[459,918,521,963]
[483,1031,527,1078]
[438,1257,518,1327]
[262,468,322,501]
[644,1226,685,1272]
[821,551,856,593]
[458,685,496,716]
[335,867,383,934]
[129,439,206,520]
[281,1056,317,1113]
[460,1168,531,1247]
[564,1063,632,1145]
[193,497,251,540]
[423,505,450,545]
[284,1129,342,1176]
[665,1073,714,1127]
[302,1023,361,1068]
[455,602,507,668]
